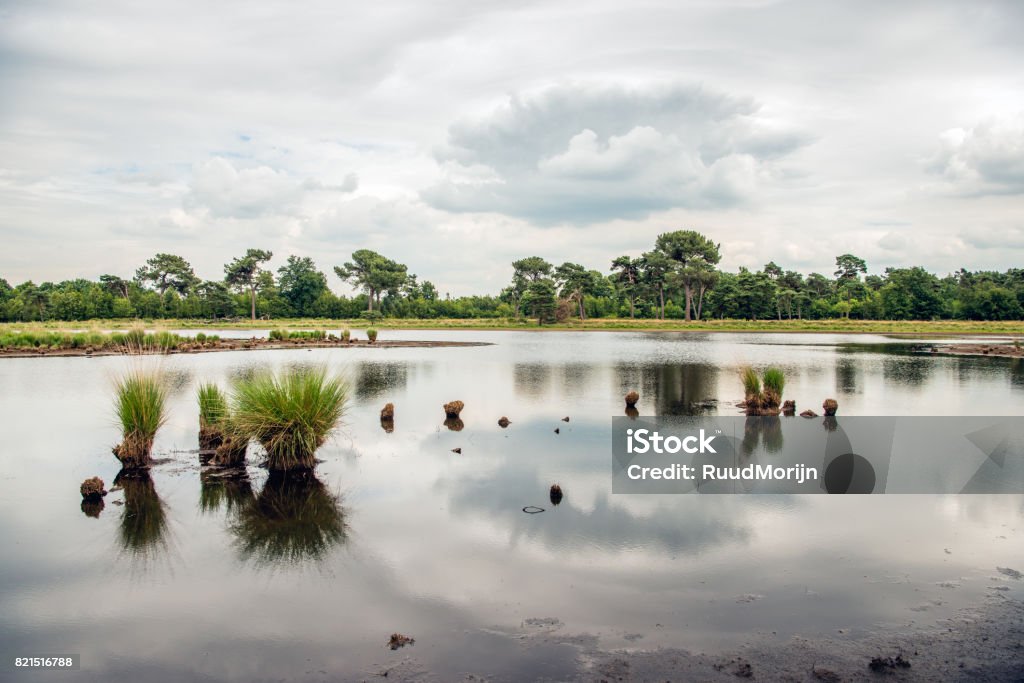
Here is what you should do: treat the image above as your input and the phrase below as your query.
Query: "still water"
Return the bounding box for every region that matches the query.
[1,331,1022,681]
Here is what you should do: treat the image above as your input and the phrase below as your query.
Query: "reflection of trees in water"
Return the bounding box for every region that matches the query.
[114,469,169,559]
[352,362,408,400]
[1012,359,1024,389]
[513,364,552,399]
[199,469,255,516]
[882,357,934,387]
[835,357,860,394]
[614,363,719,416]
[230,471,348,566]
[559,363,595,398]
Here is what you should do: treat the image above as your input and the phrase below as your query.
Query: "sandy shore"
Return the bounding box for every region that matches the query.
[0,338,492,358]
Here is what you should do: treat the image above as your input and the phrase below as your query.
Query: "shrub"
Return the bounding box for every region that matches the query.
[341,329,351,342]
[269,329,287,341]
[195,332,207,343]
[229,366,348,471]
[112,370,168,468]
[367,328,378,343]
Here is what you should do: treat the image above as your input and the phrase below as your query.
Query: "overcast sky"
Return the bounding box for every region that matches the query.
[2,0,1023,296]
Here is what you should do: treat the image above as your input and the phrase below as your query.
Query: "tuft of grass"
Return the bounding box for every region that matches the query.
[197,382,228,429]
[341,329,351,342]
[229,366,348,471]
[366,328,378,342]
[740,366,760,399]
[762,367,785,397]
[113,370,168,467]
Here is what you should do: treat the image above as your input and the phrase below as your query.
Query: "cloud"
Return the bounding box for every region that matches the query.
[421,82,811,224]
[185,157,355,219]
[928,113,1024,195]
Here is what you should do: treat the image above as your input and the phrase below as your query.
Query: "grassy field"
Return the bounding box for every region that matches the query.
[3,317,1024,336]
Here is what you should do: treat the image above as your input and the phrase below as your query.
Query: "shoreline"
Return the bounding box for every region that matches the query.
[0,338,492,359]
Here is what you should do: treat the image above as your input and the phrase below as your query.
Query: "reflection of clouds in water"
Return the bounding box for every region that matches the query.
[433,424,753,556]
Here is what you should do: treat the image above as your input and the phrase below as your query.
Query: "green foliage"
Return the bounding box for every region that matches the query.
[113,370,168,466]
[366,328,378,342]
[197,382,228,428]
[740,366,761,398]
[762,367,785,397]
[229,366,348,471]
[341,329,351,342]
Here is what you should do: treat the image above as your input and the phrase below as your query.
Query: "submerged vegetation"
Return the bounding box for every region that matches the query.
[112,369,168,468]
[229,366,348,471]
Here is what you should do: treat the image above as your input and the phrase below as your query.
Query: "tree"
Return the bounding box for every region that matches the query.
[196,280,237,319]
[555,262,600,321]
[224,248,273,320]
[505,256,553,318]
[611,255,642,319]
[278,256,328,317]
[135,253,198,296]
[655,230,721,322]
[99,274,131,299]
[834,254,867,282]
[520,278,557,325]
[334,250,408,312]
[640,250,673,320]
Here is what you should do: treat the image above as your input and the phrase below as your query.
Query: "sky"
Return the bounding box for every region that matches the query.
[1,0,1023,297]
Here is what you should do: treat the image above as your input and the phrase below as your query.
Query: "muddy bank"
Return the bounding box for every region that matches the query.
[928,343,1024,359]
[365,597,1023,682]
[0,338,492,358]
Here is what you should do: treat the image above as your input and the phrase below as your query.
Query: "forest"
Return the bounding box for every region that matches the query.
[2,230,1022,323]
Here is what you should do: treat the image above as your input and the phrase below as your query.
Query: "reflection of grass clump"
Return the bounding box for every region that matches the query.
[230,471,347,565]
[199,469,255,515]
[115,469,168,556]
[112,370,168,468]
[229,366,347,471]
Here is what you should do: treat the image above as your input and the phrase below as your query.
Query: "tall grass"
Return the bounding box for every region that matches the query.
[229,366,348,471]
[762,367,785,398]
[197,383,228,428]
[740,366,761,399]
[366,328,378,342]
[112,370,168,467]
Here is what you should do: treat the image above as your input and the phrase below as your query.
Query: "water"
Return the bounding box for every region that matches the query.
[1,331,1022,681]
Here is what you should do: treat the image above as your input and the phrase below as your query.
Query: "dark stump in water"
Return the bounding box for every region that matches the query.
[199,425,224,452]
[549,484,563,505]
[782,400,796,416]
[625,406,639,419]
[822,398,838,416]
[112,435,154,469]
[380,417,394,433]
[80,498,105,518]
[80,476,107,500]
[443,400,464,418]
[625,391,639,408]
[380,402,394,420]
[800,409,818,418]
[212,434,248,467]
[444,417,465,432]
[498,416,511,428]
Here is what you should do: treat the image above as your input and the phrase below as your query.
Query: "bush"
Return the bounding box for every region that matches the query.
[229,366,348,471]
[360,310,383,322]
[367,328,378,343]
[195,332,207,343]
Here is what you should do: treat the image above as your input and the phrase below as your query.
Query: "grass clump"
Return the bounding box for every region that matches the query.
[740,366,786,416]
[112,370,168,468]
[197,382,229,452]
[341,329,351,342]
[229,365,347,471]
[367,328,378,343]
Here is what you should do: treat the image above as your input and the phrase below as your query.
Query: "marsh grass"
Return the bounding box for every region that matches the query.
[762,367,785,404]
[229,366,347,471]
[112,369,168,467]
[740,367,761,400]
[230,471,347,565]
[198,383,228,428]
[367,328,378,342]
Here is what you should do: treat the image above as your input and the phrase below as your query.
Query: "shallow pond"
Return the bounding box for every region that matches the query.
[1,331,1022,681]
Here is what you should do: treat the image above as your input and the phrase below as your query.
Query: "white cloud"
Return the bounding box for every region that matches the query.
[928,113,1024,194]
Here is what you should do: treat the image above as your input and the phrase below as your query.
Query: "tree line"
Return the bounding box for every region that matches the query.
[1,230,1023,322]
